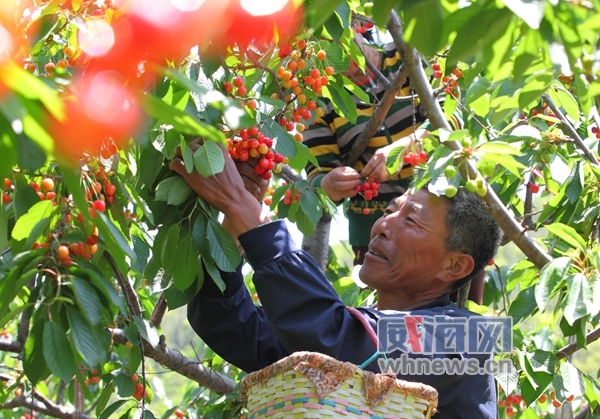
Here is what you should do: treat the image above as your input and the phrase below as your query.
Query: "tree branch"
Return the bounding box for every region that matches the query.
[149,292,167,328]
[555,326,600,360]
[104,252,142,317]
[0,392,93,419]
[112,329,236,394]
[542,93,600,166]
[0,340,23,353]
[341,68,408,167]
[389,10,552,270]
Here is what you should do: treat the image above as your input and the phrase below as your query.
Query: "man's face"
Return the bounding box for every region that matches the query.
[359,189,453,293]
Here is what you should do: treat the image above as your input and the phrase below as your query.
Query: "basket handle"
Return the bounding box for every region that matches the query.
[346,306,378,348]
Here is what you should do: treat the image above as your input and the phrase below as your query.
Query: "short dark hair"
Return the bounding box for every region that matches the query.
[441,187,502,292]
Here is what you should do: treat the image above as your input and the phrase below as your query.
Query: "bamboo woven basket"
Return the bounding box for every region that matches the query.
[241,352,438,419]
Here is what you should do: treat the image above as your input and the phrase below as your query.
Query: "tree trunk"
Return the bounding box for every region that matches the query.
[302,213,332,272]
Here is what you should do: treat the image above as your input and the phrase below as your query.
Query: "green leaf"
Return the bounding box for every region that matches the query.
[447,8,513,68]
[372,0,401,27]
[99,400,134,419]
[305,0,345,30]
[180,136,194,173]
[324,42,350,72]
[326,83,357,123]
[0,61,64,120]
[548,83,580,124]
[324,13,344,41]
[476,141,521,155]
[67,307,103,368]
[165,273,204,311]
[71,277,103,326]
[172,234,199,291]
[139,145,165,188]
[560,362,585,397]
[141,94,226,142]
[464,79,492,108]
[299,190,322,225]
[167,177,193,206]
[535,256,571,311]
[563,273,593,325]
[207,220,241,272]
[11,200,54,241]
[43,321,77,382]
[386,145,405,175]
[96,212,137,266]
[263,119,297,158]
[133,316,159,349]
[402,0,443,56]
[23,317,50,385]
[545,222,587,252]
[78,261,128,315]
[131,235,151,273]
[202,254,226,293]
[508,286,537,324]
[193,140,226,178]
[294,208,316,236]
[114,373,136,397]
[96,382,115,417]
[494,358,519,395]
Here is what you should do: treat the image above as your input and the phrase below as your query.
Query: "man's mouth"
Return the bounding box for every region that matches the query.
[368,248,386,259]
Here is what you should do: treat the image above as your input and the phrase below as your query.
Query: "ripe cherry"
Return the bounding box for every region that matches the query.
[44,62,56,73]
[316,50,326,60]
[233,77,244,88]
[64,45,76,57]
[41,178,54,192]
[223,82,233,93]
[362,208,370,215]
[2,193,11,204]
[325,66,335,76]
[92,200,106,212]
[3,178,11,190]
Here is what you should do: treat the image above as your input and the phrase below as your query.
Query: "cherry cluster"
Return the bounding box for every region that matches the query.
[227,126,288,180]
[354,21,374,34]
[403,150,428,167]
[355,178,380,201]
[283,188,301,205]
[133,382,146,401]
[592,126,600,139]
[2,178,12,204]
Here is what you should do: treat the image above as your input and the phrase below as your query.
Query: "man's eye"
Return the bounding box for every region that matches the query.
[406,216,415,223]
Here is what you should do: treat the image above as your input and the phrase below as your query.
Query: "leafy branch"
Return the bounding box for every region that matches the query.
[0,390,93,419]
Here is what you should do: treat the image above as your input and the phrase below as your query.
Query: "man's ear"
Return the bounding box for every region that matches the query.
[436,253,474,285]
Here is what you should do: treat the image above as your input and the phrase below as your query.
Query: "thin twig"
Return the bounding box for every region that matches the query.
[245,51,286,101]
[555,326,600,360]
[104,253,142,317]
[352,37,390,89]
[542,93,600,165]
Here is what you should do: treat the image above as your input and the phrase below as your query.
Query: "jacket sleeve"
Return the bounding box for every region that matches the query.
[187,262,290,372]
[238,220,377,367]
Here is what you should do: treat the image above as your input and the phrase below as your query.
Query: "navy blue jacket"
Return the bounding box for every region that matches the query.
[188,220,497,418]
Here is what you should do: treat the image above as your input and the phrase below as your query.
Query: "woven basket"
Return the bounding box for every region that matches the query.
[241,352,438,419]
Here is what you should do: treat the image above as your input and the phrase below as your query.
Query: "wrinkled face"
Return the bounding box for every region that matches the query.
[359,189,452,293]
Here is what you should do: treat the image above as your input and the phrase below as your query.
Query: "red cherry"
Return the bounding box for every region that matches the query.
[3,178,11,190]
[92,200,106,212]
[432,63,441,71]
[223,82,233,93]
[418,151,428,163]
[362,208,370,215]
[278,44,292,58]
[2,193,11,204]
[527,182,540,193]
[233,77,244,88]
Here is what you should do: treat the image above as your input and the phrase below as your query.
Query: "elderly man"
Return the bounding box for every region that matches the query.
[170,146,503,419]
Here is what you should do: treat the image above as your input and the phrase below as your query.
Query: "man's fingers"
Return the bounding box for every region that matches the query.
[169,158,185,175]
